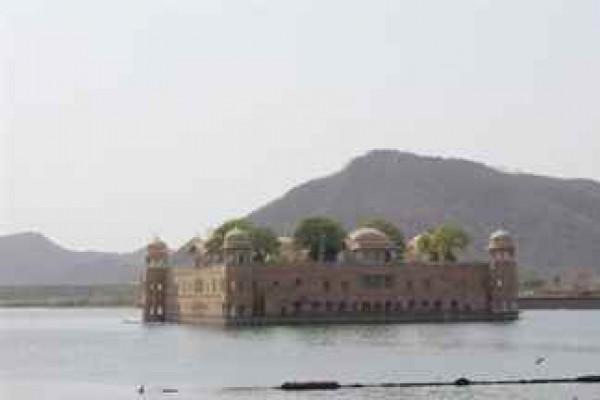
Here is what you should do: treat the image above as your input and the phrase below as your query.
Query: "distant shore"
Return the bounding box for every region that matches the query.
[0,284,137,308]
[2,285,600,310]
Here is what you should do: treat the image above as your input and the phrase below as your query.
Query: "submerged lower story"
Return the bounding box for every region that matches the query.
[143,229,519,326]
[143,262,519,326]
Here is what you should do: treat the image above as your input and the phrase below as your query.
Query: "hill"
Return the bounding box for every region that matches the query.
[249,150,600,275]
[0,232,143,286]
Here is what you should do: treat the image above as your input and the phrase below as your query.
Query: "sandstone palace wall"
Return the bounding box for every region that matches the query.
[143,229,519,326]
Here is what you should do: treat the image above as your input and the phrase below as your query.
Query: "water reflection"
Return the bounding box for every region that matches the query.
[1,309,600,399]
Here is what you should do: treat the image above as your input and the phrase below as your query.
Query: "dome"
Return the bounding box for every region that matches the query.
[146,236,169,266]
[181,237,204,254]
[488,229,514,249]
[491,230,511,240]
[147,236,168,252]
[348,227,391,250]
[224,227,252,250]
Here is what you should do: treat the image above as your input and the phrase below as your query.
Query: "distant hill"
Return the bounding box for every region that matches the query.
[249,150,600,276]
[3,150,599,285]
[0,232,143,286]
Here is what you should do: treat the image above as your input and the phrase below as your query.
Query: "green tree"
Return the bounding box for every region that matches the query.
[416,230,438,261]
[360,218,405,258]
[250,226,281,263]
[417,223,470,262]
[293,216,347,262]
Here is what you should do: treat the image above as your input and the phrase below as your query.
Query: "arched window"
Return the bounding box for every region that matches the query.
[311,301,321,312]
[385,301,393,313]
[361,302,371,312]
[434,300,442,311]
[394,301,403,312]
[385,250,393,263]
[237,305,246,316]
[451,300,459,310]
[423,279,432,291]
[195,279,204,294]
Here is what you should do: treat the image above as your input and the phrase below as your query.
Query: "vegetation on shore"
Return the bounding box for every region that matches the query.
[0,284,137,308]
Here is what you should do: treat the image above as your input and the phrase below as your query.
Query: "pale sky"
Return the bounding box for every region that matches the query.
[1,0,599,252]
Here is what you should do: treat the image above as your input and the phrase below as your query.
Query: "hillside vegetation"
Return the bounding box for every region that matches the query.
[250,150,600,275]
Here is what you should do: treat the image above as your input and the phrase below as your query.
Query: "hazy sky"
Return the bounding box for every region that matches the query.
[1,0,599,251]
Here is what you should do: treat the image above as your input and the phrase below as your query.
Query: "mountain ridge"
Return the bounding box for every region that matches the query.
[249,150,600,275]
[2,150,599,285]
[0,231,143,286]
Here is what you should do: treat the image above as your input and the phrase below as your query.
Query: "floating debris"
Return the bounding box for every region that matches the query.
[276,375,600,391]
[280,381,341,391]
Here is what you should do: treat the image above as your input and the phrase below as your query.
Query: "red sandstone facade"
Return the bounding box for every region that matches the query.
[143,229,519,325]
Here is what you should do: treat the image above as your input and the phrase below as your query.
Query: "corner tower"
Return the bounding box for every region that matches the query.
[143,237,169,322]
[146,237,169,267]
[488,230,519,315]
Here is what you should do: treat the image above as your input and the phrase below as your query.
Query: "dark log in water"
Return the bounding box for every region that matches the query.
[280,381,342,391]
[277,375,600,391]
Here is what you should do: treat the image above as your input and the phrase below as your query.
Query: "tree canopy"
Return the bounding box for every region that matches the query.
[360,218,405,257]
[205,218,280,263]
[250,226,281,263]
[293,216,346,262]
[416,223,470,262]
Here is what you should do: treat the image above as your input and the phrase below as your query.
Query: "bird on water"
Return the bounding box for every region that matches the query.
[535,357,547,366]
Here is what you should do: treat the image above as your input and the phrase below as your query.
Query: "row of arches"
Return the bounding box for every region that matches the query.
[232,299,475,317]
[286,299,474,315]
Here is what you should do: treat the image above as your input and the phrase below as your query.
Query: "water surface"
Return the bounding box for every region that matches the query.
[1,309,599,399]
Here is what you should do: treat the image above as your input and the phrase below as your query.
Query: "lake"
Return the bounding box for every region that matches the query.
[1,309,599,399]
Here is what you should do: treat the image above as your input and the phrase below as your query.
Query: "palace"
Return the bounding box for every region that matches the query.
[142,228,519,326]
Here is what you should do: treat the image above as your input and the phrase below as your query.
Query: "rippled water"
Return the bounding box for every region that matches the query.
[1,309,600,399]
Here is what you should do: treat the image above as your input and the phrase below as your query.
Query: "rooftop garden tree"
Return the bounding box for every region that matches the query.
[250,226,281,263]
[293,216,346,262]
[417,223,470,262]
